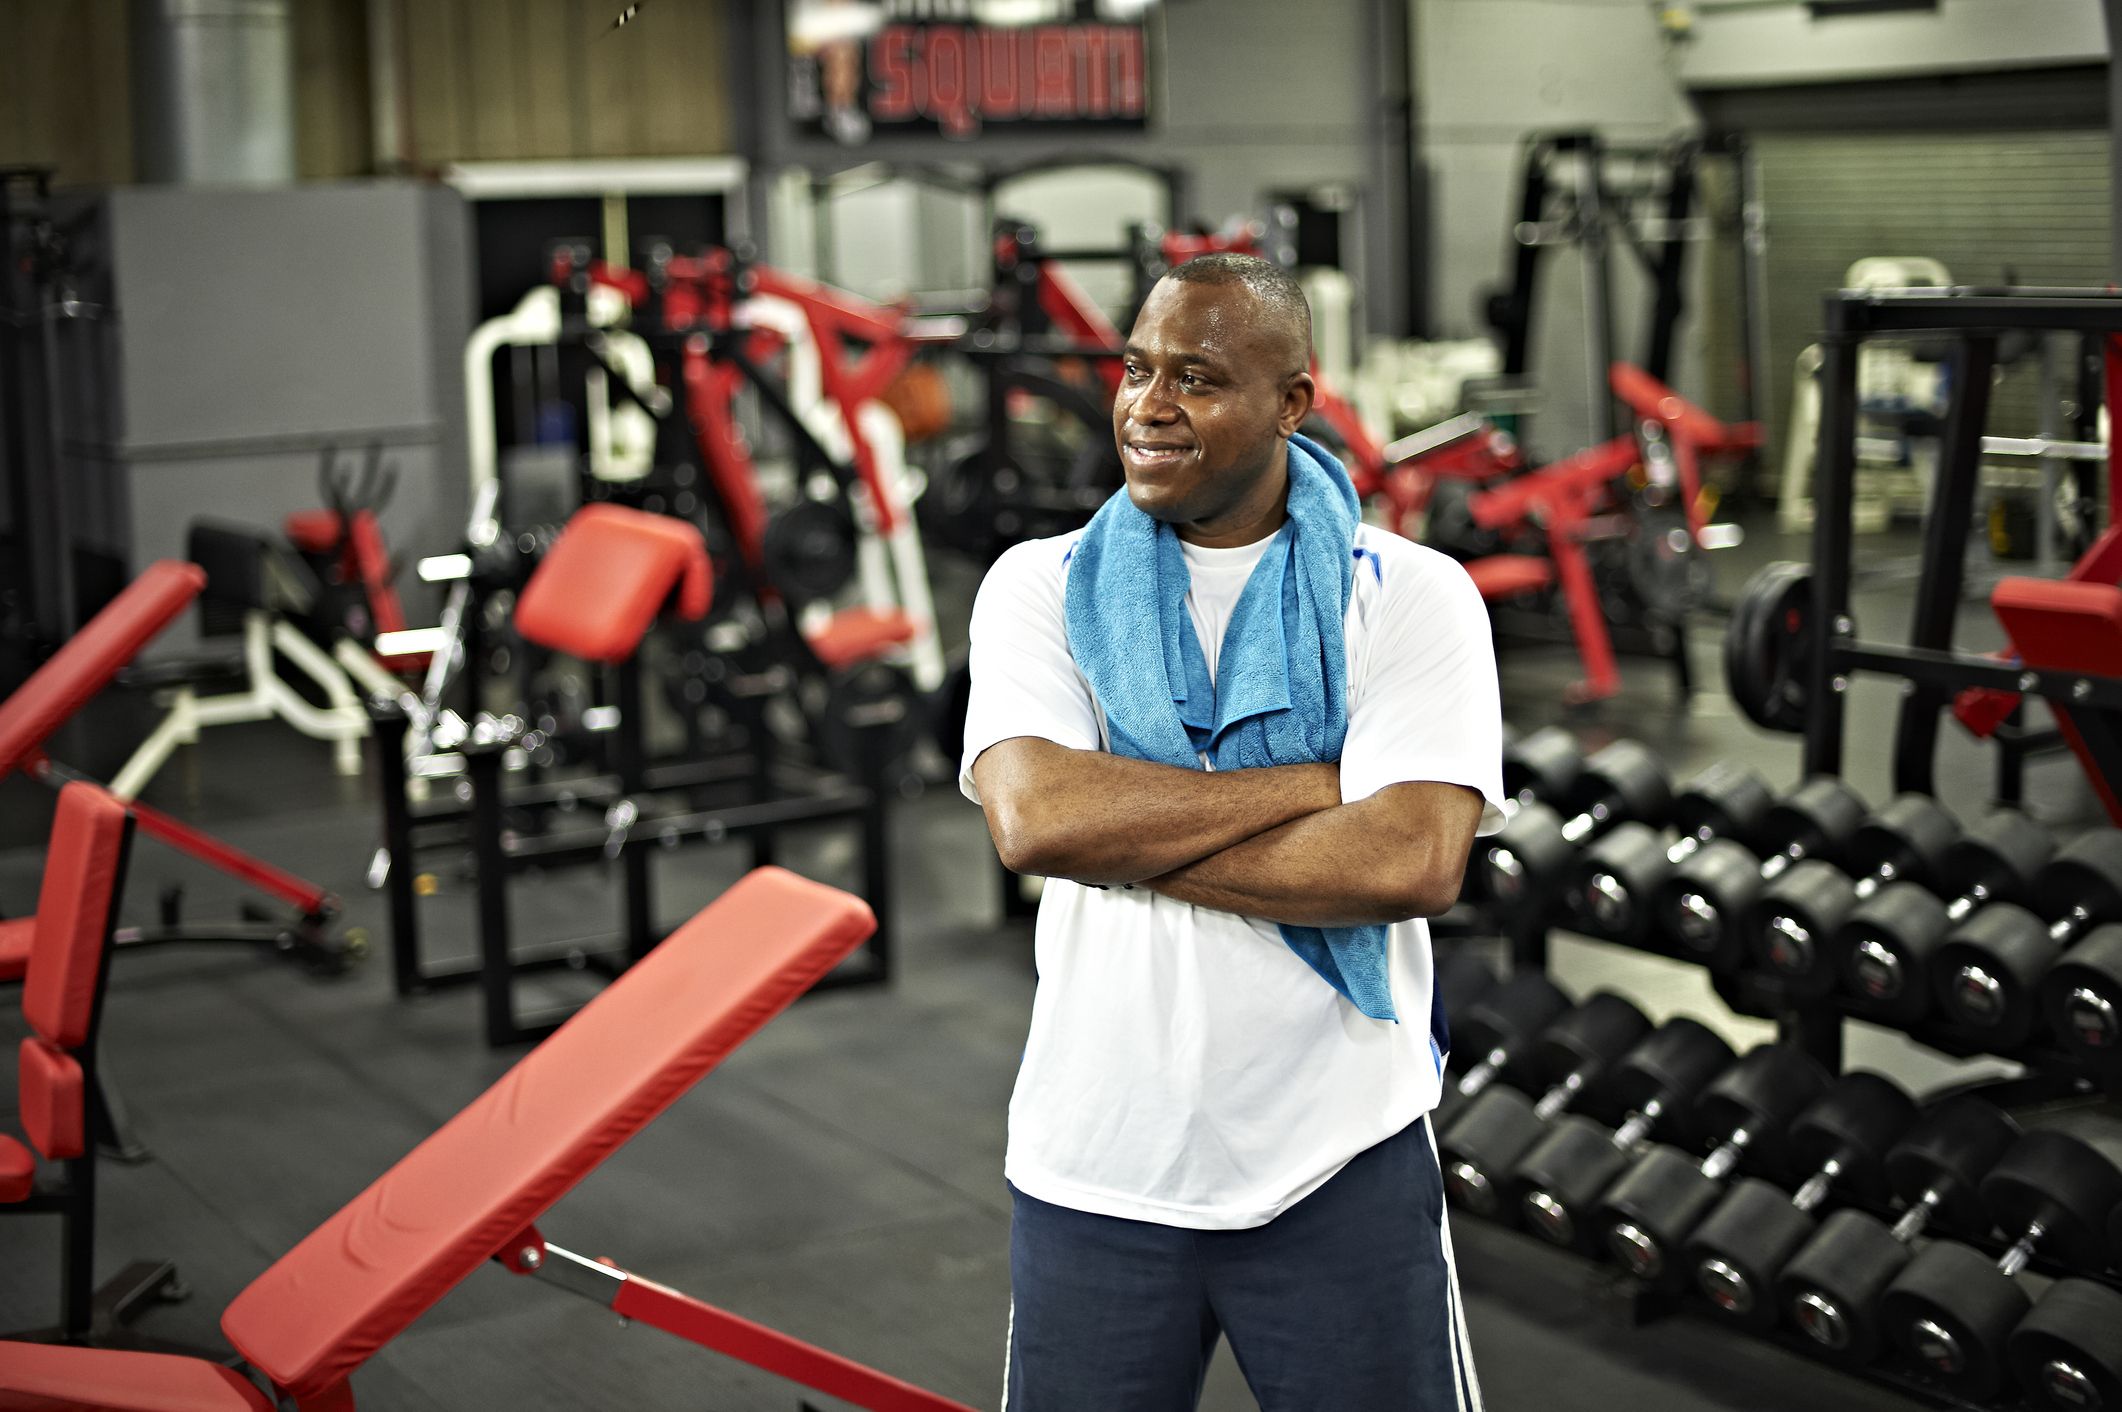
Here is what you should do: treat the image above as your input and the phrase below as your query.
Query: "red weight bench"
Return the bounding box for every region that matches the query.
[0,868,975,1412]
[0,562,350,979]
[1462,434,1642,703]
[1990,577,2122,825]
[0,782,180,1343]
[1608,362,1762,546]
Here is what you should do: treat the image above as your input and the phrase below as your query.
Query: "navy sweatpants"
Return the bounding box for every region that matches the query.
[1002,1116,1482,1410]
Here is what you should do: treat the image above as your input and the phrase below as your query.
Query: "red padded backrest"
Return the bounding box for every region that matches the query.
[218,867,875,1399]
[1992,577,2122,673]
[513,504,713,663]
[19,1037,85,1160]
[23,783,131,1050]
[0,561,205,781]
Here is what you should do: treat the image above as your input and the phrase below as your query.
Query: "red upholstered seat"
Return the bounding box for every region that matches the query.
[0,1343,275,1411]
[806,607,917,671]
[0,1133,32,1203]
[0,561,205,782]
[514,505,713,664]
[25,786,131,1053]
[1462,554,1555,602]
[212,868,872,1401]
[0,916,30,984]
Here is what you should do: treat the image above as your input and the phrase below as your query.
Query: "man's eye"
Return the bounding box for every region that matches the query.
[1123,362,1146,381]
[1180,374,1205,391]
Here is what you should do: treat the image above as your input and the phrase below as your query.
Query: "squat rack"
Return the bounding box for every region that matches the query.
[1803,288,2122,795]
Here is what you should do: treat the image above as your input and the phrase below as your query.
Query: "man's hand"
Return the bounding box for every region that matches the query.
[1141,780,1485,928]
[971,736,1341,887]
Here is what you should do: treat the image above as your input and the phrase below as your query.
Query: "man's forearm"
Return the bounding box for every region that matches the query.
[975,737,1341,886]
[1140,784,1481,928]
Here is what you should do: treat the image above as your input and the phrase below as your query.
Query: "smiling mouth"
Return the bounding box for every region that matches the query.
[1123,442,1194,471]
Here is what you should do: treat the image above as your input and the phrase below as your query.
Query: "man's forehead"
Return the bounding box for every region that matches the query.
[1131,279,1273,355]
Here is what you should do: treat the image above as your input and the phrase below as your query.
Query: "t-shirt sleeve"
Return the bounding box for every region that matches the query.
[1340,542,1507,833]
[958,538,1104,804]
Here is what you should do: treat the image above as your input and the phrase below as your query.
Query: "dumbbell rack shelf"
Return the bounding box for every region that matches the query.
[1704,968,2122,1104]
[1468,1194,2122,1412]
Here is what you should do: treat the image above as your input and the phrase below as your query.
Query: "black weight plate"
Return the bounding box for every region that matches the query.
[1725,561,1818,733]
[762,498,858,602]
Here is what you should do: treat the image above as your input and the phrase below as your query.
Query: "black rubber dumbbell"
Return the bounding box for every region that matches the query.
[1564,760,1773,948]
[1746,793,1960,999]
[1433,948,1503,1086]
[1482,739,1672,920]
[1594,1044,1831,1290]
[1655,776,1868,973]
[1438,993,1651,1220]
[2009,1278,2122,1412]
[2041,922,2122,1075]
[1774,1097,2019,1367]
[1680,1072,1918,1329]
[1508,1018,1737,1252]
[1879,1129,2122,1401]
[1832,810,2055,1029]
[1435,971,1571,1127]
[1929,832,2122,1052]
[1464,727,1585,905]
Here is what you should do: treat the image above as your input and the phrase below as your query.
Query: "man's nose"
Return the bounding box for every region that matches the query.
[1128,374,1180,423]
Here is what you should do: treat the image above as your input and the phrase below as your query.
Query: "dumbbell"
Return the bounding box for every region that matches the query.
[2042,920,2122,1075]
[1831,810,2055,1029]
[1482,739,1672,919]
[1463,727,1585,905]
[1879,1129,2122,1401]
[1434,971,1571,1128]
[2009,1278,2122,1412]
[1655,776,1868,973]
[1772,1097,2019,1367]
[1593,1044,1831,1290]
[1563,760,1773,948]
[1679,1072,1918,1329]
[1438,993,1651,1220]
[1433,948,1503,1082]
[1508,1018,1737,1252]
[1929,832,2122,1053]
[1746,793,1960,999]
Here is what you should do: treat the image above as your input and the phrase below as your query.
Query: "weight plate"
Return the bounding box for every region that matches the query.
[1725,561,1819,733]
[762,498,858,603]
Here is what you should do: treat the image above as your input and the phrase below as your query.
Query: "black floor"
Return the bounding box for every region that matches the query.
[1,514,2111,1409]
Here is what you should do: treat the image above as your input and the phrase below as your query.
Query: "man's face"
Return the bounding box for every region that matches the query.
[1113,278,1311,544]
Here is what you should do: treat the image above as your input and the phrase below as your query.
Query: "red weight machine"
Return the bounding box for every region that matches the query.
[0,562,355,978]
[0,869,973,1412]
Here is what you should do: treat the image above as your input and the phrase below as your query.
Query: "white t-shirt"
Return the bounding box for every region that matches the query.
[960,521,1505,1230]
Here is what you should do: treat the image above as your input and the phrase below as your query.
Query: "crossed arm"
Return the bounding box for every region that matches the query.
[971,736,1485,929]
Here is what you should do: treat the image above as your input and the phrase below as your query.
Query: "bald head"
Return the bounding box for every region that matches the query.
[1159,254,1312,380]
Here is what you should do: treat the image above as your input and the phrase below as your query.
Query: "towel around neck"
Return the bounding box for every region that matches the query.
[1063,433,1397,1021]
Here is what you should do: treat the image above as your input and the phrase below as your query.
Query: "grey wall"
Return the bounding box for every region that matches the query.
[1412,0,1701,454]
[1678,0,2104,89]
[741,0,1412,336]
[76,181,472,652]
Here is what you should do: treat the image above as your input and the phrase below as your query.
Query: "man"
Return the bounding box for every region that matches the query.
[961,253,1502,1409]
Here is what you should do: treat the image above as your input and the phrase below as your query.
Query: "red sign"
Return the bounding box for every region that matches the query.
[790,17,1150,145]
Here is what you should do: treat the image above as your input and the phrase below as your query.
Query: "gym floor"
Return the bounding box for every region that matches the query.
[1,515,2108,1410]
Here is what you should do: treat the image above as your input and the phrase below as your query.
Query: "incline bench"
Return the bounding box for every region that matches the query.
[0,868,974,1412]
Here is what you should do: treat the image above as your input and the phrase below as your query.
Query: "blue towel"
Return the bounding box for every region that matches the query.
[1064,433,1395,1021]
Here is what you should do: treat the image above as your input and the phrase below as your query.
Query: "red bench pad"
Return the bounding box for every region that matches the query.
[514,505,713,664]
[807,607,917,671]
[214,868,874,1399]
[0,561,205,783]
[1462,555,1556,602]
[0,1133,31,1203]
[0,917,30,984]
[19,1038,84,1161]
[0,1343,274,1411]
[25,785,131,1052]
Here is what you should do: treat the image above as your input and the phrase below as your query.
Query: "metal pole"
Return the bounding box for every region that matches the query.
[1802,315,1861,780]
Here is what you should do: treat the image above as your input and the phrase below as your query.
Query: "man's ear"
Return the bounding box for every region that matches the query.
[1278,371,1316,437]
